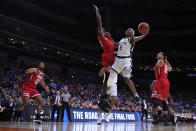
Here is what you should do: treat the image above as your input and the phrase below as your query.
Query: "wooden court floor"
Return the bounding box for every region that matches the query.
[0,121,195,131]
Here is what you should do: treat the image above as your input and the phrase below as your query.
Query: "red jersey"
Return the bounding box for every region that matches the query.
[152,63,170,102]
[98,36,115,68]
[24,68,45,89]
[155,62,168,80]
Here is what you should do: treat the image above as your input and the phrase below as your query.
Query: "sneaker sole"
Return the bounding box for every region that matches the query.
[33,120,42,124]
[105,120,109,123]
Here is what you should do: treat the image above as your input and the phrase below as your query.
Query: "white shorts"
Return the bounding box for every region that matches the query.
[111,57,132,78]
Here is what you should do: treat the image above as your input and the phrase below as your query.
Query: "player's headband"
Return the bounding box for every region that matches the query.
[126,28,135,36]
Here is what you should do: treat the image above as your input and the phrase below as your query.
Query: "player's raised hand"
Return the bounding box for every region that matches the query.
[92,4,99,12]
[164,56,168,62]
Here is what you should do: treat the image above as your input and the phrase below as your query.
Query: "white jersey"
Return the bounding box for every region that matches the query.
[117,37,135,57]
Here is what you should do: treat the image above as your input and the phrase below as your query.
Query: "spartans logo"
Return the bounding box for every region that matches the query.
[35,109,44,115]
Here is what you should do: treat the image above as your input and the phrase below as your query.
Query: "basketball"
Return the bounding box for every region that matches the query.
[138,22,150,34]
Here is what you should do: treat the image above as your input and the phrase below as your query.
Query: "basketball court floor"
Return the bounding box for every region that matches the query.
[0,122,195,131]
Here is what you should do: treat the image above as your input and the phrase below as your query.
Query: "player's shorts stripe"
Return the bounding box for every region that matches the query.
[109,68,118,74]
[152,94,168,102]
[123,67,127,71]
[32,94,41,98]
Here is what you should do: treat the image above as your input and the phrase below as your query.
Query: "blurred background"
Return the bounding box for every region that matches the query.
[0,0,195,122]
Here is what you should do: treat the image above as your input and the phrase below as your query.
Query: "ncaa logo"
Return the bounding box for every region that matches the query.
[35,109,44,115]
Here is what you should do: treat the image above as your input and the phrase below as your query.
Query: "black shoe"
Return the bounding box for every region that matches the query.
[12,111,21,122]
[172,121,176,125]
[135,96,142,106]
[33,114,42,124]
[152,119,159,124]
[163,114,169,126]
[164,121,169,126]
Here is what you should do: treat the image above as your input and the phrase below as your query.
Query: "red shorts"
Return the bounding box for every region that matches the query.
[21,85,40,98]
[102,53,115,68]
[151,78,170,102]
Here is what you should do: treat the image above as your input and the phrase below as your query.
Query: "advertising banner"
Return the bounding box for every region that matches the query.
[70,109,141,122]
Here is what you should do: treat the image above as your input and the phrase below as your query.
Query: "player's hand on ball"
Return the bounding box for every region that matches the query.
[92,4,99,12]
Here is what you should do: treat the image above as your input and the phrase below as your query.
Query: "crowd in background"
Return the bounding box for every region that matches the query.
[0,57,195,122]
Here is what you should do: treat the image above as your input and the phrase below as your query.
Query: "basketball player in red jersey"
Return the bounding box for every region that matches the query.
[14,62,49,124]
[151,52,173,126]
[150,80,176,125]
[93,4,142,124]
[93,4,117,124]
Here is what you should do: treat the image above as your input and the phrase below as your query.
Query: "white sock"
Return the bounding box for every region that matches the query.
[134,93,139,97]
[106,113,110,116]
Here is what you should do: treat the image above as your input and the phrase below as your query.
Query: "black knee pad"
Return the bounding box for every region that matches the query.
[162,101,169,111]
[152,98,161,108]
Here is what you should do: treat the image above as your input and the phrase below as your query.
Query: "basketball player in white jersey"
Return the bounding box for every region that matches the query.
[105,28,149,122]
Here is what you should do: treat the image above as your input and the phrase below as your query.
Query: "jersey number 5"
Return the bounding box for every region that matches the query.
[119,45,123,50]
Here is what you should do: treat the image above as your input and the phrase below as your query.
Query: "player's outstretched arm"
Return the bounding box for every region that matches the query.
[25,68,37,74]
[40,79,50,94]
[133,30,149,43]
[92,4,104,38]
[165,57,173,72]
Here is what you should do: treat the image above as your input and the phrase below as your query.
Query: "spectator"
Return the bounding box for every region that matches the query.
[51,91,62,122]
[3,97,14,121]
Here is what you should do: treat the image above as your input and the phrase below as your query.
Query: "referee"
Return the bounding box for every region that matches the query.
[141,99,148,122]
[61,86,72,122]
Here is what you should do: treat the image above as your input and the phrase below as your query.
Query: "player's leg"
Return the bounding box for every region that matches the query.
[98,73,112,113]
[13,89,30,121]
[105,81,117,123]
[161,80,171,126]
[102,73,108,95]
[97,109,103,124]
[121,59,141,105]
[151,98,162,124]
[33,95,44,124]
[17,97,30,111]
[168,105,177,125]
[162,101,170,126]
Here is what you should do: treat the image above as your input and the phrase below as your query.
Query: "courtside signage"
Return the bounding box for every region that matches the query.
[70,109,140,122]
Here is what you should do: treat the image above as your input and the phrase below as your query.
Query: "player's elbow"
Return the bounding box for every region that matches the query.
[25,69,30,74]
[168,67,173,72]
